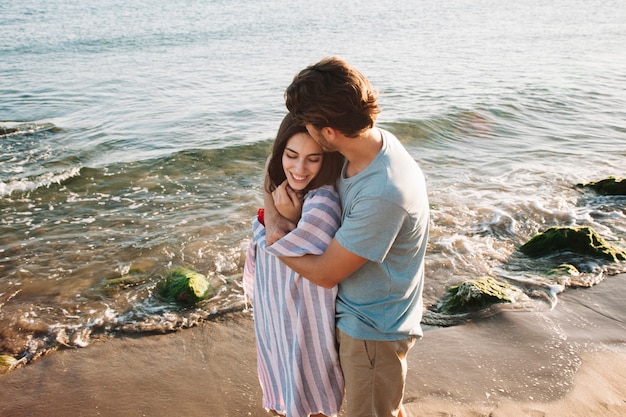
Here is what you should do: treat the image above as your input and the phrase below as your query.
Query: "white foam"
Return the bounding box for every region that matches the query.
[0,166,82,197]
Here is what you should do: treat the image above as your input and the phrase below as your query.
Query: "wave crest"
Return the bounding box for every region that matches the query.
[0,166,82,197]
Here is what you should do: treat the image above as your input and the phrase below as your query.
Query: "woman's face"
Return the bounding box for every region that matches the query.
[282,132,324,191]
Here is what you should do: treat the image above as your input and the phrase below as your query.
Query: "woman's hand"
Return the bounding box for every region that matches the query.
[272,180,302,224]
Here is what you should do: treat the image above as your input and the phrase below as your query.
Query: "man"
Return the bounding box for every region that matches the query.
[265,56,429,417]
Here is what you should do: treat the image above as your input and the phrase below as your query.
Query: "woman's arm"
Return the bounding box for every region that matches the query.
[264,172,297,245]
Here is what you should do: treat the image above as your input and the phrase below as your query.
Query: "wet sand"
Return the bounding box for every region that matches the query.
[2,275,625,417]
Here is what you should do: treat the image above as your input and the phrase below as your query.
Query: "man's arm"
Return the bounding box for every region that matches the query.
[279,238,367,288]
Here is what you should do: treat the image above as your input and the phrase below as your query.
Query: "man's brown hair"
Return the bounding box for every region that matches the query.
[285,57,381,138]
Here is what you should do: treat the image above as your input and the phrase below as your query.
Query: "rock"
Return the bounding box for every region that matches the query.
[0,355,20,374]
[436,276,523,314]
[0,126,19,135]
[520,226,626,262]
[548,263,579,277]
[576,176,626,195]
[157,267,213,305]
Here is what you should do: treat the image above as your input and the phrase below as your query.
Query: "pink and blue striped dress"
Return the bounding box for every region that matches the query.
[243,185,344,417]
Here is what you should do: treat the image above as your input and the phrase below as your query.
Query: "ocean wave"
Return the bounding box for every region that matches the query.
[384,109,497,148]
[0,272,249,372]
[0,166,82,197]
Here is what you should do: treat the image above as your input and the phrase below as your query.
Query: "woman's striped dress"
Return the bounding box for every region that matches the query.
[243,185,344,417]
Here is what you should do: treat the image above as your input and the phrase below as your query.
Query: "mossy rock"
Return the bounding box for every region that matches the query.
[437,276,523,314]
[157,267,212,305]
[520,226,626,262]
[548,263,579,277]
[576,177,626,196]
[0,355,20,374]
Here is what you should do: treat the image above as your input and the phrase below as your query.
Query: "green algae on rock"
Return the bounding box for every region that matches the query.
[576,176,626,195]
[436,276,524,314]
[157,267,213,305]
[0,354,22,374]
[520,226,626,263]
[547,263,580,278]
[546,262,608,287]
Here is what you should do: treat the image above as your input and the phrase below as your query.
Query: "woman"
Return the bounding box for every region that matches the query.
[243,113,345,417]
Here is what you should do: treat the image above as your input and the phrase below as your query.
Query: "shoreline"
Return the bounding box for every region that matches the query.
[2,275,625,417]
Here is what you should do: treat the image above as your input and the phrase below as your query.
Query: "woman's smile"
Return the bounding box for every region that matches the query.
[289,172,309,182]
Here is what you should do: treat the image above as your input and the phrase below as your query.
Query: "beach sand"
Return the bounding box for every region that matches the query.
[2,275,625,417]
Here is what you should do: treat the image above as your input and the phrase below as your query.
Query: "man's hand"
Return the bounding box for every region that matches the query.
[266,215,296,245]
[272,180,302,224]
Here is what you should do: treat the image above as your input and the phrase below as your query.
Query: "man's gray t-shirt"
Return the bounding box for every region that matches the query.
[335,129,429,341]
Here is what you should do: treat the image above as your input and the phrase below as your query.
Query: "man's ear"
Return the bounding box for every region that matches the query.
[322,126,338,140]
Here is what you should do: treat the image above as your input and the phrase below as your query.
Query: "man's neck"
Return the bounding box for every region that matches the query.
[341,128,382,178]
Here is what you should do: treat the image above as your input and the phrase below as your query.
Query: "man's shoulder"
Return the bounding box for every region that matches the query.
[379,129,414,160]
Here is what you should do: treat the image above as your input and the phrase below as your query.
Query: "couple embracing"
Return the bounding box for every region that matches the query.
[244,57,429,417]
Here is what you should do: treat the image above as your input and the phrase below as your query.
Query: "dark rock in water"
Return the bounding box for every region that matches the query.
[520,226,626,262]
[0,126,20,135]
[0,122,61,136]
[157,267,213,305]
[436,276,523,314]
[576,176,626,195]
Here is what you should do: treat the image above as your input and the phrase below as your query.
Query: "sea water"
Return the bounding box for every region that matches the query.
[1,0,625,364]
